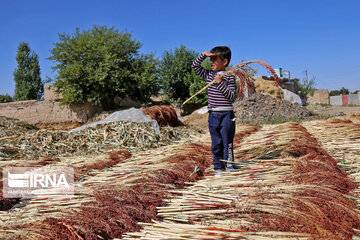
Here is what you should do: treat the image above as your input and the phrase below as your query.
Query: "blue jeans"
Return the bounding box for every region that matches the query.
[208,111,236,170]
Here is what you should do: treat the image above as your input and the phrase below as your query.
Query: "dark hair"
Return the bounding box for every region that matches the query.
[210,46,231,67]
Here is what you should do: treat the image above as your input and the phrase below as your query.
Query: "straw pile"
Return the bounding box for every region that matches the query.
[0,116,37,139]
[342,114,360,124]
[255,78,284,99]
[0,106,191,160]
[0,124,260,239]
[303,117,360,207]
[0,120,193,160]
[2,114,360,239]
[124,121,360,239]
[142,105,183,127]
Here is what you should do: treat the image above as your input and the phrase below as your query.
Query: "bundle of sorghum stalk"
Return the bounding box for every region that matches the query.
[0,116,38,138]
[0,121,193,159]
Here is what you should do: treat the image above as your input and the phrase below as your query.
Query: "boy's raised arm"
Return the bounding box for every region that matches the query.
[191,52,211,80]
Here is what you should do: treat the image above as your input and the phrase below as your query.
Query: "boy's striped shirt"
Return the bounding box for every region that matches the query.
[191,53,236,111]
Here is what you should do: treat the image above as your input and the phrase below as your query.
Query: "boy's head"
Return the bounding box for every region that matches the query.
[210,46,231,71]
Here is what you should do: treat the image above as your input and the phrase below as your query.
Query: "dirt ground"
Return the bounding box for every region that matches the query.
[183,104,360,130]
[306,105,360,116]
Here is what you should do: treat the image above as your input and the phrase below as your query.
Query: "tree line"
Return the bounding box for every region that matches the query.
[1,42,43,103]
[329,87,359,96]
[1,25,208,108]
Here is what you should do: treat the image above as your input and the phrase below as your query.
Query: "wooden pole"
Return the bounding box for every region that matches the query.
[183,79,217,105]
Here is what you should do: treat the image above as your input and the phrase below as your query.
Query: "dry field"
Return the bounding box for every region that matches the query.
[306,105,360,117]
[0,112,360,239]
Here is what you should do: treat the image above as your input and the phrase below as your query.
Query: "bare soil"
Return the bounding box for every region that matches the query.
[183,94,360,129]
[306,105,360,117]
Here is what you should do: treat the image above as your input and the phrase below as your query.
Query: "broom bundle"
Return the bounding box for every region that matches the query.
[123,120,360,239]
[183,60,280,104]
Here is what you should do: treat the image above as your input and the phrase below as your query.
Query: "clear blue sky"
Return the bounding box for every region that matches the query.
[1,0,359,96]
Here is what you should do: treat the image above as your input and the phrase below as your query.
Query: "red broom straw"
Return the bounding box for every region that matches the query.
[183,60,280,104]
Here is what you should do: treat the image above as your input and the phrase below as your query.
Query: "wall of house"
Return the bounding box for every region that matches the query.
[0,85,102,125]
[330,93,360,105]
[307,89,330,105]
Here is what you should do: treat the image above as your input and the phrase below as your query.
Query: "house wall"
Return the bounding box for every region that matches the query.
[0,100,102,124]
[0,85,102,124]
[348,92,360,105]
[307,89,330,105]
[330,93,360,106]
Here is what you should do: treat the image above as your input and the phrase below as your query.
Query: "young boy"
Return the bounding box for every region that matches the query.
[191,46,236,174]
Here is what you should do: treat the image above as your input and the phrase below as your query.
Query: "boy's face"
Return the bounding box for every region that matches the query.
[210,54,228,71]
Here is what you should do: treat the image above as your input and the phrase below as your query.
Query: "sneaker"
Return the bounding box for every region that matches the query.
[215,169,224,176]
[232,163,240,170]
[226,165,235,171]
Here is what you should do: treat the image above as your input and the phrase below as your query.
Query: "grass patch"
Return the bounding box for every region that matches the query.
[239,116,303,125]
[238,114,333,125]
[343,104,360,107]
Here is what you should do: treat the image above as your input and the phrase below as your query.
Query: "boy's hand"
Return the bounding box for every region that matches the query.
[203,51,217,58]
[214,73,222,83]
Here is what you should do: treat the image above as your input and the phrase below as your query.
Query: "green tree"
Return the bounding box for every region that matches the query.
[298,75,316,97]
[329,87,350,96]
[0,94,13,103]
[188,59,212,104]
[329,90,340,96]
[130,53,160,102]
[13,42,43,101]
[339,87,350,95]
[159,45,200,102]
[49,25,160,110]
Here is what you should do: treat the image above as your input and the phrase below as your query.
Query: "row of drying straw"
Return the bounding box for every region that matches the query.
[302,118,360,199]
[0,132,211,226]
[123,121,340,239]
[0,121,194,160]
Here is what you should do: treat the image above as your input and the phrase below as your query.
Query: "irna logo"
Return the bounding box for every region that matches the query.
[3,167,74,198]
[7,172,69,188]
